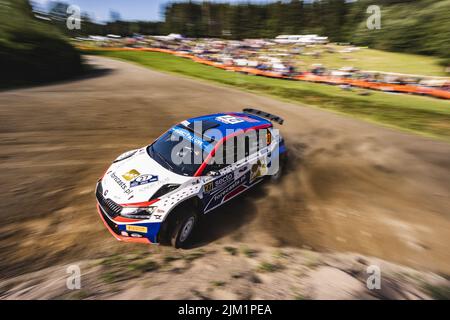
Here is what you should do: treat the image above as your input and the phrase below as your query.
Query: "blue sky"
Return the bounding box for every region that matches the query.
[32,0,280,22]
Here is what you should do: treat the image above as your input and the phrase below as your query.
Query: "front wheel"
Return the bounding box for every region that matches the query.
[170,210,198,249]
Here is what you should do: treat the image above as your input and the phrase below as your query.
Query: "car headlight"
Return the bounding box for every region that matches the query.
[113,149,138,163]
[120,206,156,219]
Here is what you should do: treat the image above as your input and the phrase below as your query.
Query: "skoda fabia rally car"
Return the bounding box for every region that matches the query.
[96,109,287,248]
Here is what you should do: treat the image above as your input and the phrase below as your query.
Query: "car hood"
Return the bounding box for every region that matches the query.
[100,149,190,205]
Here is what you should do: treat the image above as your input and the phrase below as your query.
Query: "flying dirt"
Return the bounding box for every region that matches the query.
[0,56,449,286]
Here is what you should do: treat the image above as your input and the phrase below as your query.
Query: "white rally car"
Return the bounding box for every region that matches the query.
[95,109,287,248]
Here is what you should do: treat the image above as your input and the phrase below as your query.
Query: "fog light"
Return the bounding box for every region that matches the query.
[130,233,142,238]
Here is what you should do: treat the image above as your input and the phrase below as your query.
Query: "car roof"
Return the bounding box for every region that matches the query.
[183,112,272,137]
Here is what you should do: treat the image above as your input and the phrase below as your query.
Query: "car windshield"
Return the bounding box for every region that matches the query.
[147,127,216,176]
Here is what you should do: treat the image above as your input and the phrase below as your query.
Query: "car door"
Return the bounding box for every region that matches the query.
[201,137,249,213]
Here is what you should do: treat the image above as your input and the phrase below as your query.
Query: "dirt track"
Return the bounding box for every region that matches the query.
[0,56,449,279]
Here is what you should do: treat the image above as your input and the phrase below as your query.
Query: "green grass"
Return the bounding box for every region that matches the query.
[211,280,226,287]
[128,260,159,273]
[257,262,281,273]
[224,246,238,256]
[163,254,182,264]
[272,250,290,259]
[85,50,450,140]
[424,283,450,300]
[241,247,258,258]
[182,250,205,262]
[293,45,448,76]
[293,293,308,300]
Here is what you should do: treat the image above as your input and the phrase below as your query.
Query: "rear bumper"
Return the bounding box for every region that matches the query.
[96,203,159,244]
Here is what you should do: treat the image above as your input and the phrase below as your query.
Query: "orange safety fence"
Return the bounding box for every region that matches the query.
[79,46,450,100]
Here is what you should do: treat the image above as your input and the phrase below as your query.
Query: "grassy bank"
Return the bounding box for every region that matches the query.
[291,46,448,77]
[0,0,83,88]
[86,50,450,140]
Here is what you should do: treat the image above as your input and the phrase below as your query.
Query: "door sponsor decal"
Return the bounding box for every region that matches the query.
[204,173,234,194]
[203,173,248,212]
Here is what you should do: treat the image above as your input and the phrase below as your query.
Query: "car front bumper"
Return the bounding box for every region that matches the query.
[96,202,164,245]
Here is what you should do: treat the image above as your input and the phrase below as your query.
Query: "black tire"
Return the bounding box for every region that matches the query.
[270,153,287,182]
[169,207,198,249]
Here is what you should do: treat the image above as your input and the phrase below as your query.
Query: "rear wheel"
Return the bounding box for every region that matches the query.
[270,152,288,182]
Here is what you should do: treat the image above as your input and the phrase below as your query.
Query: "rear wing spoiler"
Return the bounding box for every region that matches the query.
[243,108,284,125]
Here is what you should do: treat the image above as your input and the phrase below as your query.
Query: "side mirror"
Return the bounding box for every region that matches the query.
[208,171,221,177]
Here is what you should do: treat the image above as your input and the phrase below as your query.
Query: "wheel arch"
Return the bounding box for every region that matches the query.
[157,195,203,244]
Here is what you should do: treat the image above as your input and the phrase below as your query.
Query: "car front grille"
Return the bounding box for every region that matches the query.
[98,205,121,235]
[96,182,122,218]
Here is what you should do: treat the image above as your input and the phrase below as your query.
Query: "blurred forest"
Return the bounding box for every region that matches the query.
[58,0,449,61]
[0,0,82,86]
[162,0,450,60]
[1,0,449,86]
